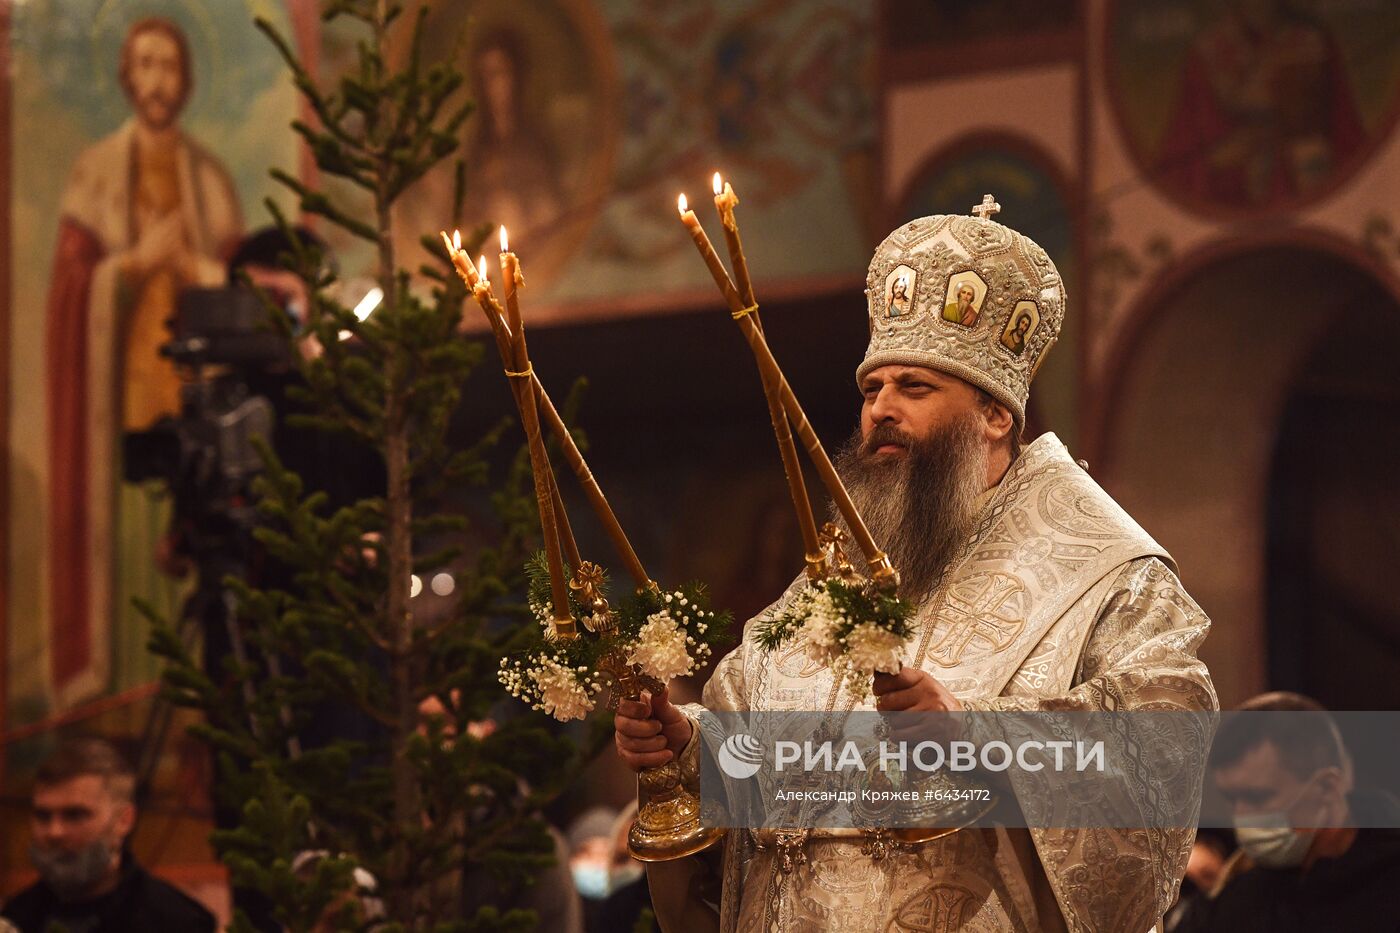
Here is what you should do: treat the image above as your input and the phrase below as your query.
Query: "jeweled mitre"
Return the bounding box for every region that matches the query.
[856,199,1065,429]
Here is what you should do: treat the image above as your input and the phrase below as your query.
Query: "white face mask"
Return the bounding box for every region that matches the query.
[1232,777,1321,869]
[1234,820,1315,869]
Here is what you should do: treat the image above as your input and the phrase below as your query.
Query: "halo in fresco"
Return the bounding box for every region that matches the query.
[1106,0,1400,215]
[19,0,288,142]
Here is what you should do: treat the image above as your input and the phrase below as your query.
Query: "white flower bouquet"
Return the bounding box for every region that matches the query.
[753,578,914,701]
[499,556,730,722]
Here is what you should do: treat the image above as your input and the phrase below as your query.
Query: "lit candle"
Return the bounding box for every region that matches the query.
[498,226,525,355]
[496,229,576,636]
[673,189,893,589]
[710,173,823,577]
[499,228,526,308]
[712,173,755,308]
[440,228,477,285]
[677,194,744,310]
[440,223,651,590]
[471,254,498,324]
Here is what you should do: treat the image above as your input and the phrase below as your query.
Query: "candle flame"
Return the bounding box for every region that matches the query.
[677,193,688,215]
[477,255,488,281]
[712,172,723,195]
[452,229,462,251]
[499,225,509,254]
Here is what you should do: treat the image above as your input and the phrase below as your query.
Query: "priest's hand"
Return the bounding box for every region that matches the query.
[872,667,963,711]
[873,667,964,743]
[614,687,692,772]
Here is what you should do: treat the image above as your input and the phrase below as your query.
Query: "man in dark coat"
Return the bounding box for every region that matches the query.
[1180,692,1400,933]
[2,737,215,933]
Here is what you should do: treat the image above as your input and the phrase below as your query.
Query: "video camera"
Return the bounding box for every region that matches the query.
[159,285,294,369]
[122,286,290,534]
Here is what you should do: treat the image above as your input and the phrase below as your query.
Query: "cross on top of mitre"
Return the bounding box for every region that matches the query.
[972,194,1001,220]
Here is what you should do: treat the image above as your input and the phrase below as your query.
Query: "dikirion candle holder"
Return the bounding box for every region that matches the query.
[442,228,731,861]
[673,178,995,849]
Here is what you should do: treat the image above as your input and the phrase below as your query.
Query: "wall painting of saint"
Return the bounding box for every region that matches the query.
[5,0,301,725]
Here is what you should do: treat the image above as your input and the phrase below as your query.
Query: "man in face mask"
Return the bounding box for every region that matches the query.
[1,738,214,933]
[1178,691,1400,932]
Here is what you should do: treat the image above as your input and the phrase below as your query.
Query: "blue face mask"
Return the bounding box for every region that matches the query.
[572,862,611,900]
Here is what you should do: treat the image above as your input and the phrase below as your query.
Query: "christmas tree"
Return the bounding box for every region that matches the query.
[149,2,596,928]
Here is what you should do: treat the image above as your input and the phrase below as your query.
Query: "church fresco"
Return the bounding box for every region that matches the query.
[2,0,877,731]
[1107,0,1400,214]
[377,0,877,305]
[5,0,300,724]
[391,0,620,290]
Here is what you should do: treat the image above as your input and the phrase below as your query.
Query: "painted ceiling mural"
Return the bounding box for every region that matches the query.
[372,0,878,304]
[1107,0,1400,215]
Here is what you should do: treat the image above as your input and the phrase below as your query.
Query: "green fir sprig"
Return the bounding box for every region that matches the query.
[753,578,913,651]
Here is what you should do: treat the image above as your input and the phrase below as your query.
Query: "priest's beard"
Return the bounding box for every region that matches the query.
[833,411,989,603]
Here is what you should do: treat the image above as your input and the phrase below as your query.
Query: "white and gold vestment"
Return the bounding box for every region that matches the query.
[649,434,1217,933]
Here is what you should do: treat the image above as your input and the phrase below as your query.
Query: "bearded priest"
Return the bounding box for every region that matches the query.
[615,201,1218,933]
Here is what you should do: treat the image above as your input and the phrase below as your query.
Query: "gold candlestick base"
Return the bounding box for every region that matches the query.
[628,759,726,861]
[598,646,725,861]
[888,769,996,845]
[853,723,995,846]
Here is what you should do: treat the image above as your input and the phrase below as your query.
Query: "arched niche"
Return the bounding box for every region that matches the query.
[1094,237,1400,706]
[1267,303,1400,709]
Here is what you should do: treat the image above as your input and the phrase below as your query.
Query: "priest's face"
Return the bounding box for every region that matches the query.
[858,364,990,455]
[838,366,997,599]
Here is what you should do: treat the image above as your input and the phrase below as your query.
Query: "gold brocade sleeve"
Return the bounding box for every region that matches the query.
[964,556,1219,933]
